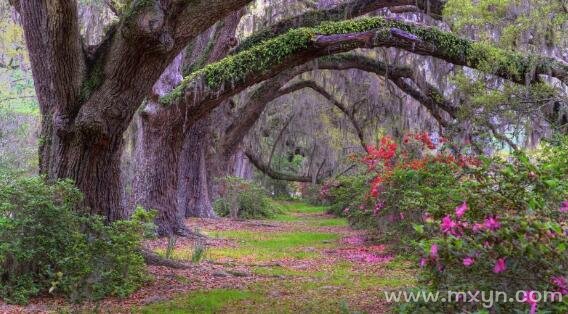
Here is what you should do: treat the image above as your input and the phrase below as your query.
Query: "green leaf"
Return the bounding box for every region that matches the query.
[413,224,425,234]
[556,243,566,254]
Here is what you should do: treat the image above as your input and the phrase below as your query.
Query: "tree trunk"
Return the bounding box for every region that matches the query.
[130,110,187,236]
[178,117,216,218]
[39,119,126,220]
[14,0,253,224]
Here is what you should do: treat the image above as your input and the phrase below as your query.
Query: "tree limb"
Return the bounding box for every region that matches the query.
[267,114,295,171]
[104,0,120,16]
[283,80,369,150]
[16,0,86,118]
[236,0,446,52]
[245,151,322,183]
[140,248,190,269]
[164,17,567,128]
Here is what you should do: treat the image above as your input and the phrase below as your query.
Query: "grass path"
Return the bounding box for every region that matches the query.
[4,202,415,313]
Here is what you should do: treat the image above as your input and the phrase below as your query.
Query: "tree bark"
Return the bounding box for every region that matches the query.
[178,117,216,218]
[131,107,187,235]
[14,0,253,222]
[130,9,245,228]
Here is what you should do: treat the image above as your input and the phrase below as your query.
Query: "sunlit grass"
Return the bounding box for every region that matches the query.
[158,230,340,262]
[207,230,338,261]
[137,289,259,314]
[272,200,327,214]
[312,217,349,227]
[144,199,416,313]
[138,259,416,313]
[271,200,348,227]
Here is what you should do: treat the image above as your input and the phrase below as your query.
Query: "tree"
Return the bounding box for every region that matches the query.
[12,0,566,234]
[10,0,252,220]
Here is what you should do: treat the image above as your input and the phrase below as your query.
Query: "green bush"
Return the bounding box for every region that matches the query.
[214,176,277,219]
[0,174,152,304]
[323,174,376,229]
[342,135,568,312]
[405,140,568,313]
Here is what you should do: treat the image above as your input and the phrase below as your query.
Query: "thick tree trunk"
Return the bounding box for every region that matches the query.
[40,120,126,220]
[131,110,187,236]
[178,118,216,218]
[15,0,253,224]
[129,51,189,236]
[142,10,245,222]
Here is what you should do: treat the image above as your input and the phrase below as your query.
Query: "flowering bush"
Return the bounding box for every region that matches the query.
[408,138,568,313]
[323,175,376,227]
[341,133,471,245]
[335,134,568,312]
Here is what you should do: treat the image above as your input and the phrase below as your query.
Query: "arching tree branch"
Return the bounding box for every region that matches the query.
[164,17,567,129]
[236,0,447,52]
[282,80,369,150]
[244,151,322,183]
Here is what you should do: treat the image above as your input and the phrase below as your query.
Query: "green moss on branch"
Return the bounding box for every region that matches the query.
[162,16,561,105]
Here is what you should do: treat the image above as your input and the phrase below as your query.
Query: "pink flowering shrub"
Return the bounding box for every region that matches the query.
[401,138,568,313]
[330,134,568,312]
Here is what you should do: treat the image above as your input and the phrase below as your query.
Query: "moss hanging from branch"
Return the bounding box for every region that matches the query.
[162,16,567,106]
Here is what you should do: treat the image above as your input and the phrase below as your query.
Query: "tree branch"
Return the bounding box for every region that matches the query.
[267,114,295,172]
[284,80,369,150]
[237,0,411,52]
[164,17,567,128]
[245,151,322,183]
[17,0,85,118]
[236,0,446,52]
[174,0,253,42]
[104,0,120,16]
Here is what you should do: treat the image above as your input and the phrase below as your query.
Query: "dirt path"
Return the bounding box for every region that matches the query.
[1,202,415,313]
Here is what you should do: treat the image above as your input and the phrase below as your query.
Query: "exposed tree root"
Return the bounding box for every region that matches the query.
[140,248,190,269]
[207,261,284,267]
[174,226,208,239]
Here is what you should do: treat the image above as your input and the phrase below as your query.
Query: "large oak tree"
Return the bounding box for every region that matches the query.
[12,0,566,234]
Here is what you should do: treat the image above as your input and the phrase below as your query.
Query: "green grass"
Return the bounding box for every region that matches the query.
[276,201,327,214]
[161,230,340,262]
[312,217,349,227]
[207,230,339,261]
[142,201,416,313]
[138,289,258,314]
[138,260,416,314]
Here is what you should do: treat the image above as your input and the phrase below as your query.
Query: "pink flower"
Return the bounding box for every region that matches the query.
[560,201,568,213]
[455,202,468,218]
[521,291,539,314]
[551,276,568,295]
[484,216,501,231]
[373,202,384,215]
[463,257,475,267]
[493,258,507,273]
[343,208,350,214]
[472,223,485,232]
[430,244,438,259]
[399,212,405,220]
[440,215,458,236]
[419,258,427,268]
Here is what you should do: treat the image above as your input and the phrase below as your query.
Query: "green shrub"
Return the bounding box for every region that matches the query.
[341,135,568,312]
[0,174,152,304]
[405,140,568,313]
[214,176,277,219]
[323,174,376,229]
